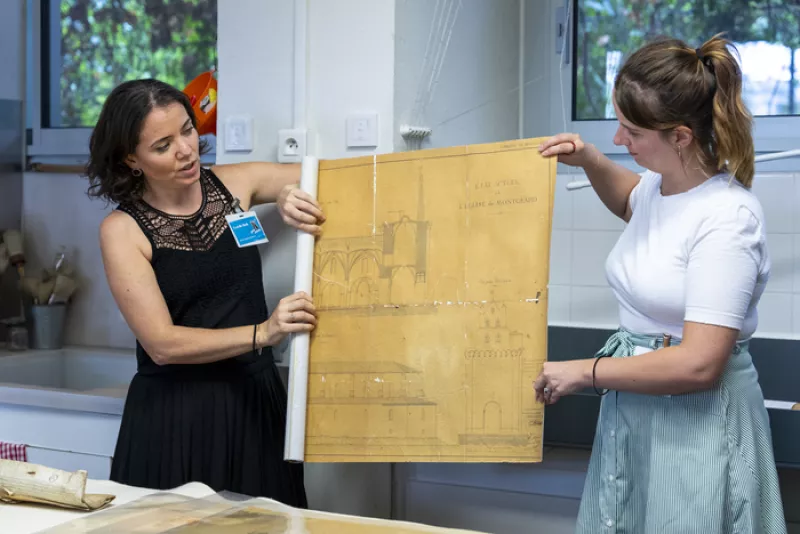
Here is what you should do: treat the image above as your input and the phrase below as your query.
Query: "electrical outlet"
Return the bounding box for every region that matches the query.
[277,129,307,163]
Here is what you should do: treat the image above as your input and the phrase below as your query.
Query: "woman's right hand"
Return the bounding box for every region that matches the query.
[259,291,317,347]
[538,133,588,167]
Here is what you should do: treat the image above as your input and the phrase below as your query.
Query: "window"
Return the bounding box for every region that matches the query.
[556,0,800,154]
[28,0,217,158]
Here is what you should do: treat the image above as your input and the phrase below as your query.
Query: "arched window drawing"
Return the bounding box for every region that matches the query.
[392,219,417,265]
[350,277,373,307]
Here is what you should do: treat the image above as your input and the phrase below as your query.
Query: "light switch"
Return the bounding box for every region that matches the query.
[346,113,378,148]
[225,116,254,152]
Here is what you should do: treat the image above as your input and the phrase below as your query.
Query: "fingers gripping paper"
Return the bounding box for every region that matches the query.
[286,139,556,463]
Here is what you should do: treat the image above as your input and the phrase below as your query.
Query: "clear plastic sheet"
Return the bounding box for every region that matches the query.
[40,490,487,533]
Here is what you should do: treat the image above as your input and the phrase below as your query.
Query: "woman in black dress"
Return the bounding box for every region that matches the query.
[85,79,323,507]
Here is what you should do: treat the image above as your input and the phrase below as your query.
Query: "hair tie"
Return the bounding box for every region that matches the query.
[695,48,705,61]
[695,47,714,73]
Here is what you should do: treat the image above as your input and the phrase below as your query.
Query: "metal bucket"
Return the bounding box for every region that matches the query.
[28,304,66,350]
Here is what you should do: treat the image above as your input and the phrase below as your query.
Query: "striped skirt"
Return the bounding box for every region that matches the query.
[576,329,786,534]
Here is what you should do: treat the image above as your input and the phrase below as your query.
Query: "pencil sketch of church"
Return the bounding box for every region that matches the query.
[459,301,538,446]
[307,361,438,444]
[314,176,431,309]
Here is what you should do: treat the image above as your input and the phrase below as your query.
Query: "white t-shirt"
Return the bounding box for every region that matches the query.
[605,171,770,341]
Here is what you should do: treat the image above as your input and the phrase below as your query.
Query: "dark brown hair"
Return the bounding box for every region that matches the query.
[86,79,210,204]
[614,33,755,187]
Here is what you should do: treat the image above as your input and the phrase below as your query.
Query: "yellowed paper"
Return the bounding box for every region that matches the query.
[40,493,223,533]
[0,459,114,511]
[304,138,556,462]
[42,492,487,533]
[173,504,486,533]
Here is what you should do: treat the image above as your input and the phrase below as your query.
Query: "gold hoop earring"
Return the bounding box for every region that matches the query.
[132,168,142,177]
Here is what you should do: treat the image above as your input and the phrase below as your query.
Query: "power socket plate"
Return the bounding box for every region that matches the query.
[277,129,307,163]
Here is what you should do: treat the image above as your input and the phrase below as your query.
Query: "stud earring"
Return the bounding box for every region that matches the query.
[132,168,142,177]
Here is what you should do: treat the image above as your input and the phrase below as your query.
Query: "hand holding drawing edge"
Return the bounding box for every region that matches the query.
[538,133,588,168]
[533,360,593,405]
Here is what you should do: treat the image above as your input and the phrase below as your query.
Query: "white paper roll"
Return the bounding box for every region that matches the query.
[284,155,320,463]
[764,399,800,411]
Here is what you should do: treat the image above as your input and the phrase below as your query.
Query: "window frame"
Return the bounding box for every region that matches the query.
[549,0,800,157]
[27,0,216,161]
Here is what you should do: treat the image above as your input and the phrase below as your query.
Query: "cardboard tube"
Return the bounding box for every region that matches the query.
[284,156,319,463]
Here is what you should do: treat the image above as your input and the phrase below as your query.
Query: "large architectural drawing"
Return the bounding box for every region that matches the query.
[303,139,556,463]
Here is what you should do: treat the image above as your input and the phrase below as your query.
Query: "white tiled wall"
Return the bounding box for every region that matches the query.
[21,172,135,349]
[549,170,800,339]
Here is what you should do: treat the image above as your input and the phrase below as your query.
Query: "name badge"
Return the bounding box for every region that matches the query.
[225,211,269,248]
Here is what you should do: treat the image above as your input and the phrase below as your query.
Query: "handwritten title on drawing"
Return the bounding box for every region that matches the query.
[459,179,537,209]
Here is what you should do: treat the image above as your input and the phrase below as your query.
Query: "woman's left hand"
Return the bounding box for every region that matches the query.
[277,184,326,235]
[533,360,593,405]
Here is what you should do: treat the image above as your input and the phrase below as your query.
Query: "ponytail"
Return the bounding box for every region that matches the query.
[696,34,755,188]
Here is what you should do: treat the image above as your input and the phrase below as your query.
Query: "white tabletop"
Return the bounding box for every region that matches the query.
[0,480,215,533]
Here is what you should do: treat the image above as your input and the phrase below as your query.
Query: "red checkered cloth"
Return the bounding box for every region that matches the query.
[0,441,27,462]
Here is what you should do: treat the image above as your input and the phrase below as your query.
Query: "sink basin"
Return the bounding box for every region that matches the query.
[0,347,137,392]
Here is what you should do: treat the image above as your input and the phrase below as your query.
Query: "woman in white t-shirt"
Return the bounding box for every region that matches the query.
[533,34,787,533]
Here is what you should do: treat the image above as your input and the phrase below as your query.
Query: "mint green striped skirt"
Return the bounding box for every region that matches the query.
[576,329,787,534]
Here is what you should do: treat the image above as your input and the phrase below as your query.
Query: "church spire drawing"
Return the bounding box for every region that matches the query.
[415,172,429,283]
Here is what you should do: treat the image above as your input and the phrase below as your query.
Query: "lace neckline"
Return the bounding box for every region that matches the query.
[118,168,236,252]
[137,176,208,220]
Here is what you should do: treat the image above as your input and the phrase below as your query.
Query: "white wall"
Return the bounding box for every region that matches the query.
[393,0,520,150]
[215,0,294,165]
[0,0,25,101]
[307,0,396,158]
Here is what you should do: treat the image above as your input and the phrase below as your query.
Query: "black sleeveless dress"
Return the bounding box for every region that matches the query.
[109,167,307,507]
